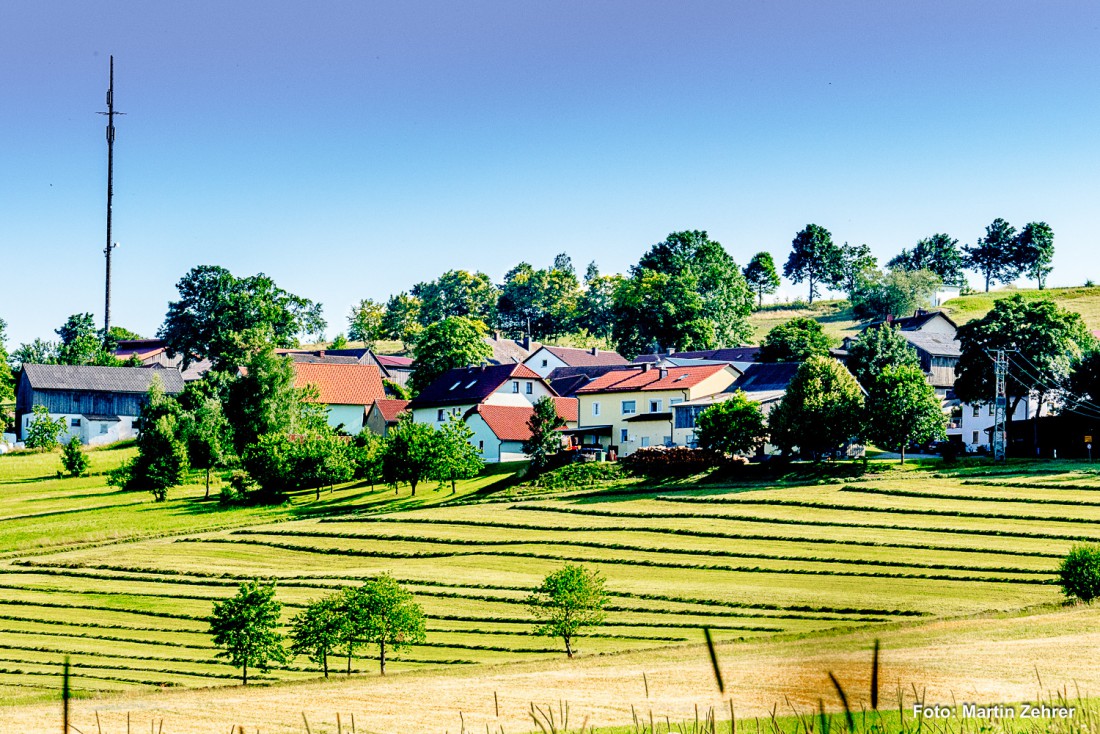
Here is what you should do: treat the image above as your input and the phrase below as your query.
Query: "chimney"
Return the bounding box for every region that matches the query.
[318,350,325,358]
[590,347,598,356]
[493,330,501,341]
[642,363,652,372]
[659,368,668,380]
[522,335,531,350]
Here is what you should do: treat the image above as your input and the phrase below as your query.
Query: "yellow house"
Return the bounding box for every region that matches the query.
[574,363,739,456]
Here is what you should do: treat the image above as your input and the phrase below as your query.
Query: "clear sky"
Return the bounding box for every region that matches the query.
[3,1,1099,347]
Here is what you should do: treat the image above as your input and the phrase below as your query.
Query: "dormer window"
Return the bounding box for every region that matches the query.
[465,380,477,388]
[449,381,461,391]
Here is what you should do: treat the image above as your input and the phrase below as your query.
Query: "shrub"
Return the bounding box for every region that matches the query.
[530,462,623,490]
[619,447,730,478]
[60,437,90,478]
[1059,544,1100,602]
[24,405,67,450]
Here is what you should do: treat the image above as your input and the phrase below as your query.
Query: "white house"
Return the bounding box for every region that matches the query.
[292,362,386,435]
[408,363,556,428]
[463,398,579,463]
[523,346,629,379]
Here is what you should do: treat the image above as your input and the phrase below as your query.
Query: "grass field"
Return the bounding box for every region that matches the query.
[2,444,1100,731]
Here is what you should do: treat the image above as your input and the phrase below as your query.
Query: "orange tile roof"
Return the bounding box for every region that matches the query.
[575,364,731,394]
[469,402,575,442]
[551,396,579,423]
[373,398,410,422]
[293,363,385,406]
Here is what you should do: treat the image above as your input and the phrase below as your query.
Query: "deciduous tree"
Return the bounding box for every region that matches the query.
[742,252,781,308]
[290,595,344,677]
[964,218,1020,292]
[844,324,920,388]
[380,292,423,346]
[838,243,878,298]
[60,436,90,477]
[381,413,436,494]
[209,579,288,685]
[695,391,766,456]
[412,269,498,326]
[24,405,67,450]
[865,364,946,464]
[888,234,966,287]
[851,269,941,321]
[409,317,493,394]
[758,317,831,363]
[784,224,844,304]
[1015,221,1055,290]
[768,356,865,459]
[347,298,385,346]
[527,564,608,658]
[344,574,426,676]
[432,414,483,493]
[522,396,566,473]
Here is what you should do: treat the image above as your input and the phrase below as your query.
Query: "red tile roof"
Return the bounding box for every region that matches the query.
[536,346,629,368]
[469,402,574,442]
[373,399,410,422]
[575,364,731,394]
[551,396,579,423]
[293,363,385,406]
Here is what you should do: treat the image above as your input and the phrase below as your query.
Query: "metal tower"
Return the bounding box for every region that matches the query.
[992,350,1008,461]
[98,56,123,345]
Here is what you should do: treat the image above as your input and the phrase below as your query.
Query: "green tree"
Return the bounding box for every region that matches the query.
[412,269,498,326]
[522,396,567,473]
[695,391,766,456]
[111,376,190,501]
[888,234,966,287]
[844,325,920,388]
[612,231,753,358]
[224,349,301,455]
[60,436,90,477]
[1015,221,1055,290]
[347,298,385,346]
[432,414,484,493]
[768,355,865,459]
[159,265,326,370]
[0,317,14,409]
[838,242,878,298]
[784,224,845,304]
[954,295,1092,435]
[107,326,143,343]
[964,218,1020,292]
[851,269,941,321]
[295,431,355,500]
[9,339,59,368]
[758,317,831,363]
[381,413,436,495]
[349,430,386,486]
[1059,545,1100,603]
[577,263,622,340]
[209,579,288,685]
[24,405,67,450]
[380,292,423,346]
[527,564,608,658]
[1069,349,1100,404]
[343,574,426,675]
[865,364,946,464]
[182,395,231,499]
[409,317,493,394]
[495,258,581,339]
[742,252,781,308]
[290,595,345,677]
[241,433,296,500]
[56,313,118,366]
[329,333,349,350]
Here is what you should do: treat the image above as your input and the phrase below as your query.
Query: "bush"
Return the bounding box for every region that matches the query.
[60,437,90,478]
[1059,544,1100,602]
[24,405,67,450]
[620,447,734,478]
[530,462,623,490]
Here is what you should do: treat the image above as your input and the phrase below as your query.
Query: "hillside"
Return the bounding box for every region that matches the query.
[747,285,1100,345]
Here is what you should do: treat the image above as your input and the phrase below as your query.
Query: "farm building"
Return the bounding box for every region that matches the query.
[15,364,185,446]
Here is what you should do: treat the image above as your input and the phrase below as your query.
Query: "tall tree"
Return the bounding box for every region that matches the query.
[224,349,302,455]
[290,595,344,678]
[380,292,423,347]
[346,574,426,676]
[865,364,947,464]
[209,579,289,685]
[409,317,493,394]
[347,298,386,346]
[431,414,484,493]
[527,564,608,658]
[888,234,966,287]
[784,224,845,305]
[114,376,189,501]
[522,396,567,473]
[495,260,581,339]
[695,392,766,456]
[56,313,118,366]
[381,413,436,495]
[9,339,59,368]
[768,355,865,459]
[182,395,231,499]
[742,252,781,308]
[0,317,13,410]
[613,231,753,358]
[844,325,921,388]
[838,243,878,298]
[963,218,1020,292]
[1015,221,1055,290]
[412,269,498,326]
[758,317,832,363]
[577,263,621,340]
[159,265,326,369]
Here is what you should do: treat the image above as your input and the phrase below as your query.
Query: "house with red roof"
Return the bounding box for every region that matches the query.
[523,345,629,379]
[573,362,739,456]
[463,398,579,463]
[365,398,410,437]
[292,362,386,435]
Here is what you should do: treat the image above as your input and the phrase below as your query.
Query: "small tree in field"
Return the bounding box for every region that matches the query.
[864,364,946,464]
[290,595,345,677]
[1059,545,1100,603]
[60,436,90,478]
[523,396,567,473]
[527,564,608,658]
[340,575,426,675]
[209,579,288,685]
[24,405,67,450]
[432,414,484,493]
[381,413,436,495]
[695,391,766,456]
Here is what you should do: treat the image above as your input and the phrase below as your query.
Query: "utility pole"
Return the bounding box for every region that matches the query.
[992,349,1008,461]
[98,55,124,346]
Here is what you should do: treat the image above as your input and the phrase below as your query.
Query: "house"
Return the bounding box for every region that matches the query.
[960,396,1041,453]
[573,363,740,456]
[113,339,211,381]
[671,362,802,452]
[544,364,637,397]
[376,355,414,390]
[365,399,410,437]
[634,347,761,374]
[463,398,579,463]
[292,362,386,435]
[523,346,628,378]
[408,363,556,427]
[485,333,540,365]
[15,364,185,446]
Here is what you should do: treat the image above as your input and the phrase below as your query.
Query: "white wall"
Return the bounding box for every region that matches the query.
[464,412,501,463]
[959,397,1036,451]
[412,404,472,428]
[324,404,367,435]
[484,378,555,406]
[20,412,136,447]
[524,349,569,379]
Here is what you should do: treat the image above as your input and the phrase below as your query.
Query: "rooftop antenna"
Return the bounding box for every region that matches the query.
[97,55,125,346]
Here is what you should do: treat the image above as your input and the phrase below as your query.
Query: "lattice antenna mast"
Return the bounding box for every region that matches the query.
[97,56,125,346]
[992,349,1008,461]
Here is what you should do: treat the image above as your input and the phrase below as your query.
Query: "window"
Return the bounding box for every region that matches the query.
[70,418,81,427]
[592,402,601,417]
[512,381,520,393]
[526,382,533,394]
[670,398,683,406]
[620,428,629,443]
[437,409,445,421]
[478,440,484,452]
[972,431,979,444]
[621,400,637,415]
[641,436,650,448]
[675,405,709,429]
[449,381,461,391]
[99,424,108,435]
[649,399,662,413]
[541,359,548,367]
[988,405,995,416]
[973,405,980,417]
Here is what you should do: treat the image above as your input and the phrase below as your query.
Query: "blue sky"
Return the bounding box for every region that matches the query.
[3,1,1099,347]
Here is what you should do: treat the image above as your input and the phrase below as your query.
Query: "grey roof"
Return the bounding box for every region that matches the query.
[485,336,540,365]
[634,347,761,364]
[728,362,801,393]
[22,364,185,394]
[287,353,362,365]
[903,331,962,358]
